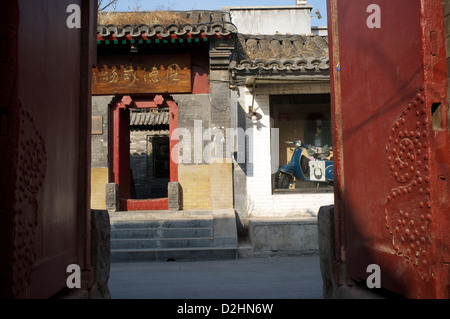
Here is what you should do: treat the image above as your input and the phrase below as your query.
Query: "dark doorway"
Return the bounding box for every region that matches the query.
[110,95,179,210]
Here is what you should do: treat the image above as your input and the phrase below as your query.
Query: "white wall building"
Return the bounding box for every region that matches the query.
[240,84,334,218]
[224,4,313,35]
[226,1,333,254]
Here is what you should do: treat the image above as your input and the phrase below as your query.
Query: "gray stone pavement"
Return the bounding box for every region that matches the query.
[108,255,323,299]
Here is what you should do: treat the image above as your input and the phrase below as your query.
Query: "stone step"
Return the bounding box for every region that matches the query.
[111,219,213,230]
[111,237,214,249]
[111,227,213,239]
[110,247,238,262]
[108,209,238,262]
[108,211,213,221]
[248,217,319,255]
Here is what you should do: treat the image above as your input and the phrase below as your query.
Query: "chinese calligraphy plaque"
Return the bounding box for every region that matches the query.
[93,54,191,95]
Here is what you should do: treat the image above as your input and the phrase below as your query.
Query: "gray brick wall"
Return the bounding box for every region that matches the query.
[91,96,114,168]
[172,94,211,165]
[130,127,169,199]
[210,81,231,129]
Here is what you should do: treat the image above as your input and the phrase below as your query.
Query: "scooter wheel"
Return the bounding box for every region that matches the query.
[278,173,292,189]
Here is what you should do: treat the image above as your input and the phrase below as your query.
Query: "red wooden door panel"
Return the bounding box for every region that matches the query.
[328,0,450,298]
[0,0,96,298]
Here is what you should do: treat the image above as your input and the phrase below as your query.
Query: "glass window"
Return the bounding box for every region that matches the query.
[271,94,334,193]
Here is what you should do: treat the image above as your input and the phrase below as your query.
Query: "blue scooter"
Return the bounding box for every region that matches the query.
[276,140,334,189]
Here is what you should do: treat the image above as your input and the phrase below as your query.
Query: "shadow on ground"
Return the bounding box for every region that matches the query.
[108,256,323,299]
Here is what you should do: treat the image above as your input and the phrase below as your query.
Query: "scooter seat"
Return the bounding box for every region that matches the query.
[315,152,330,160]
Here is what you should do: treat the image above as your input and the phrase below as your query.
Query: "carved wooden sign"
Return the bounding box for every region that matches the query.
[93,54,191,95]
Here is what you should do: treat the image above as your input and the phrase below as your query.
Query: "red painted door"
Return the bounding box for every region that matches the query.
[328,0,450,298]
[0,0,96,298]
[111,95,178,211]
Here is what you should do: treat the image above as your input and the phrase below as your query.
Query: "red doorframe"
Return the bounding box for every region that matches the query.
[110,95,178,210]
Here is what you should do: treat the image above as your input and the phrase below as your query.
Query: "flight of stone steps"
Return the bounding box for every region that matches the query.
[109,210,238,262]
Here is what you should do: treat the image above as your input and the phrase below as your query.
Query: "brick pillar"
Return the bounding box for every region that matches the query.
[105,183,118,212]
[168,182,181,211]
[209,36,235,159]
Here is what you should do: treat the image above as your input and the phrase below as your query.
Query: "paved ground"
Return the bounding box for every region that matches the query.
[108,255,323,299]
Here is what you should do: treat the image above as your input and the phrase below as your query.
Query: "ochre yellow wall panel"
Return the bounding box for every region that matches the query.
[209,162,233,209]
[178,163,233,210]
[178,165,211,210]
[91,167,109,210]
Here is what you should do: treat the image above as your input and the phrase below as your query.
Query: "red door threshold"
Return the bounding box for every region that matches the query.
[119,198,169,211]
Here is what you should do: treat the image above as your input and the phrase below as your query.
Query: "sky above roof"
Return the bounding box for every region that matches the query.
[112,0,328,27]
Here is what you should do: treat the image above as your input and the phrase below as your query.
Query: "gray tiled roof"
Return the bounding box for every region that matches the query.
[97,10,237,38]
[230,34,329,75]
[97,23,237,38]
[130,111,169,126]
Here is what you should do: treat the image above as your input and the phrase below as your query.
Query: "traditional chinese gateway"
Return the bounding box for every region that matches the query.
[91,11,237,212]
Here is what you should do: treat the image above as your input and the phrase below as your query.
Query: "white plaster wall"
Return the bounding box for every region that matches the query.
[228,6,312,35]
[243,87,334,218]
[311,26,328,36]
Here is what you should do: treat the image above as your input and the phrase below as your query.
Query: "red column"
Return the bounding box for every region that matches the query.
[168,100,179,182]
[111,102,130,199]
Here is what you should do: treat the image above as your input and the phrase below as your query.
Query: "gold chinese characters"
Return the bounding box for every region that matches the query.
[93,64,182,87]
